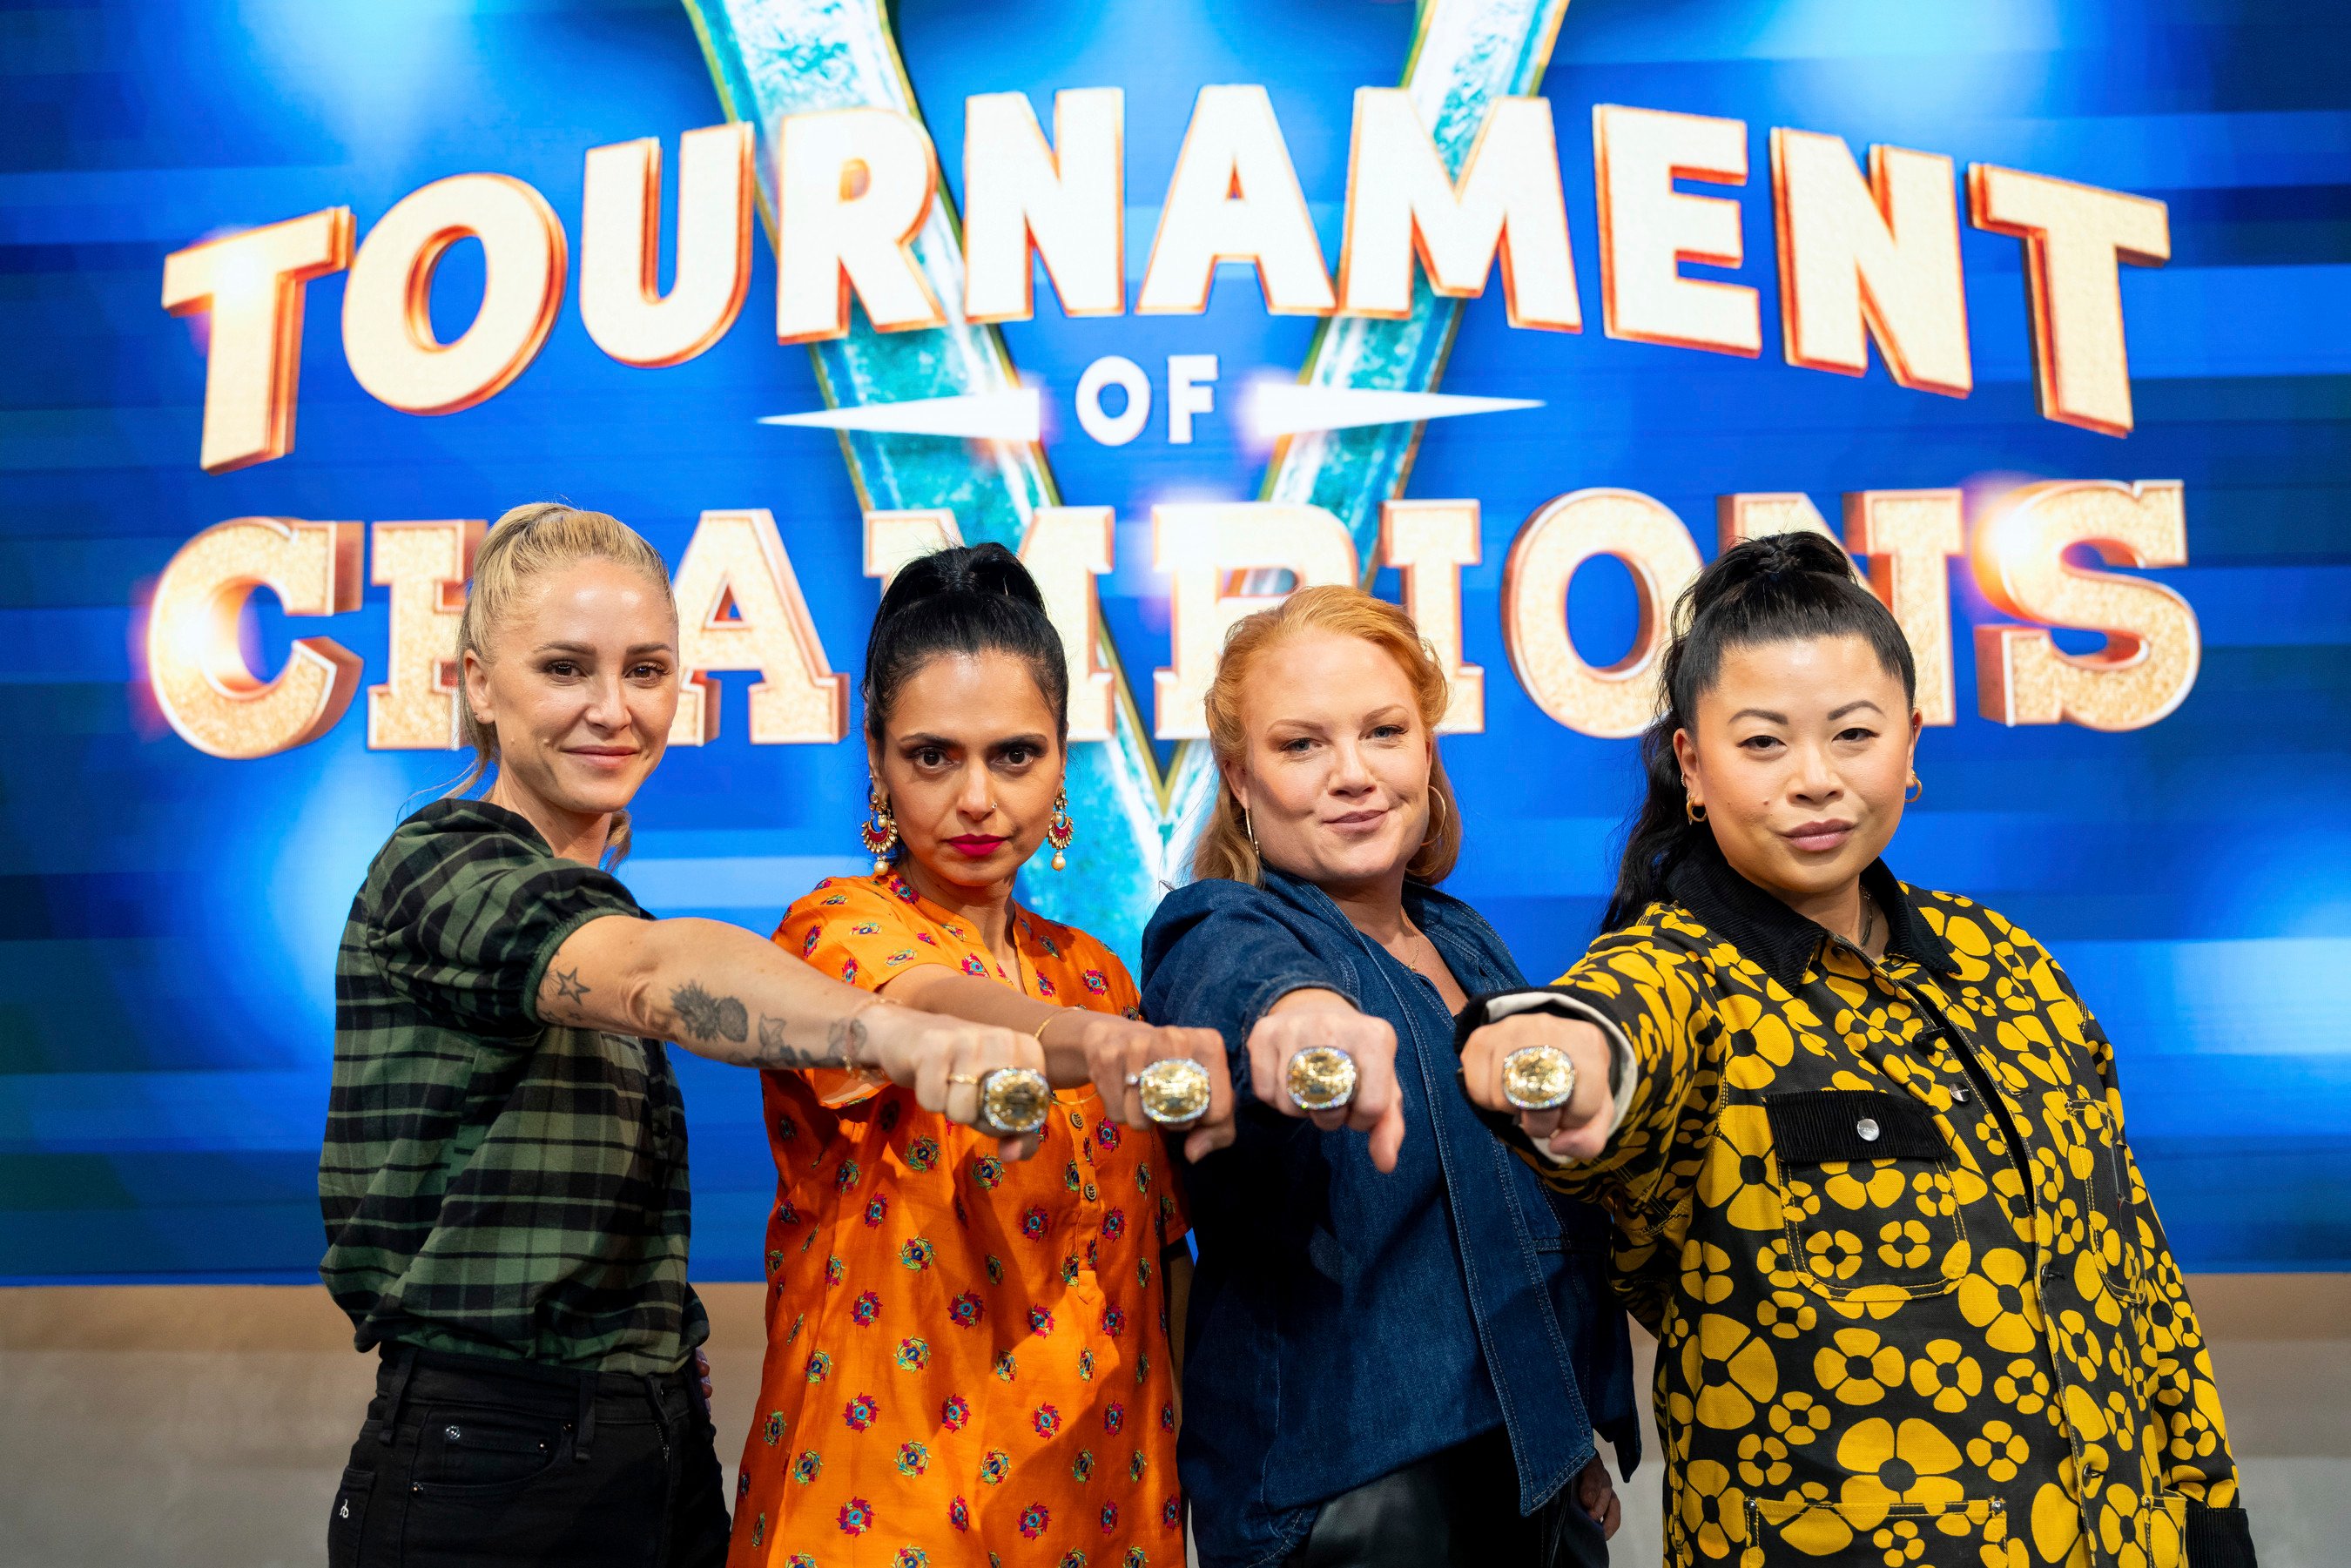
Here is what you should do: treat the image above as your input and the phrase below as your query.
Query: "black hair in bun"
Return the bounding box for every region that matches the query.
[864,542,1069,740]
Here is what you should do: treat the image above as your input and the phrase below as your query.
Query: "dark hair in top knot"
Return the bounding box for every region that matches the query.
[1603,530,1917,931]
[864,542,1070,742]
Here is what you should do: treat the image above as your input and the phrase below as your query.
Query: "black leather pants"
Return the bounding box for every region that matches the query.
[1288,1427,1609,1568]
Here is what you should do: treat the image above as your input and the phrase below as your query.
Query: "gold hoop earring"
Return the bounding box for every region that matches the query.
[1421,789,1449,851]
[1046,786,1075,871]
[1904,773,1923,804]
[1243,804,1258,851]
[1685,798,1708,825]
[859,778,899,876]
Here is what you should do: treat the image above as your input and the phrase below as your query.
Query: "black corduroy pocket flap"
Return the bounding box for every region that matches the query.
[1765,1089,1947,1165]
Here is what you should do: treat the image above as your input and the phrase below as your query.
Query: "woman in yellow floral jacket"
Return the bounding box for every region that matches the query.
[1458,533,2256,1568]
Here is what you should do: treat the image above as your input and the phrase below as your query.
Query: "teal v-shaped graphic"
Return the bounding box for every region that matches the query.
[683,0,1573,961]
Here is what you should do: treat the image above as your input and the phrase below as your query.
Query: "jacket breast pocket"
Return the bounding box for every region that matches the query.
[1766,1089,1966,1302]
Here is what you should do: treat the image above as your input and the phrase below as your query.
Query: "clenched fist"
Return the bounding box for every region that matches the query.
[856,1005,1050,1160]
[1061,1013,1237,1161]
[1457,1010,1616,1162]
[1242,991,1407,1173]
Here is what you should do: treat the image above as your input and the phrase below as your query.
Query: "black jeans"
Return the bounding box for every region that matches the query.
[1289,1427,1609,1568]
[328,1344,730,1568]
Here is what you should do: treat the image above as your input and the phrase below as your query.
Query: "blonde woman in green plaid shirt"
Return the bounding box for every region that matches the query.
[320,503,1046,1568]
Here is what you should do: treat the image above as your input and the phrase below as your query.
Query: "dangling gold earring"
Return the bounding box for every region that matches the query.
[1421,790,1449,851]
[1904,773,1923,804]
[1243,803,1258,851]
[1046,786,1075,871]
[859,778,899,876]
[1686,797,1708,824]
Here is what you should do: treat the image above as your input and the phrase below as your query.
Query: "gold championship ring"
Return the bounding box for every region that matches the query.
[978,1067,1051,1135]
[1285,1046,1357,1113]
[1135,1058,1214,1126]
[1501,1043,1576,1112]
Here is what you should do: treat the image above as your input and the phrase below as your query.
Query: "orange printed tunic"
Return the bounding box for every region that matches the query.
[729,871,1188,1568]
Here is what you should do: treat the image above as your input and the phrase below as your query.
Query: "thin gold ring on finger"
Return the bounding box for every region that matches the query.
[977,1067,1051,1135]
[1135,1058,1214,1126]
[1285,1046,1357,1114]
[946,1072,983,1087]
[1501,1043,1576,1112]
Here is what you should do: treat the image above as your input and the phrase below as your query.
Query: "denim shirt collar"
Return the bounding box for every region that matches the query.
[1255,866,1524,1001]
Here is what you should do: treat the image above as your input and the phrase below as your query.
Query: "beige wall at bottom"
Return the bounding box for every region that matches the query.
[0,1277,2342,1567]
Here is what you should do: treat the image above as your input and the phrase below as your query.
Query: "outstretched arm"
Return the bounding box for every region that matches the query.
[878,966,1236,1161]
[1139,888,1410,1172]
[1455,928,1722,1190]
[538,914,1047,1147]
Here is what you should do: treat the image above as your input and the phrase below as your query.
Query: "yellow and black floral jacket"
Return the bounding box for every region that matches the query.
[1463,838,2254,1568]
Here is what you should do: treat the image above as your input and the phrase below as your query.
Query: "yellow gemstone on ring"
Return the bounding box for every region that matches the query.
[1136,1059,1213,1126]
[1501,1044,1575,1111]
[979,1067,1051,1134]
[1285,1046,1357,1113]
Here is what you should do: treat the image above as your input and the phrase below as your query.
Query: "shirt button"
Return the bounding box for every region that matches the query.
[1951,1085,1970,1103]
[1856,1117,1882,1142]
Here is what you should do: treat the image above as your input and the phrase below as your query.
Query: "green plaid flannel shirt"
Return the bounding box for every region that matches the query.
[320,798,707,1373]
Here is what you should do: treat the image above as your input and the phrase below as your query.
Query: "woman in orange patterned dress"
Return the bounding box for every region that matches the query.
[727,545,1232,1568]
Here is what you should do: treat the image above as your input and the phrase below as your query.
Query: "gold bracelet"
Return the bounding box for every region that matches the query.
[1031,1012,1059,1045]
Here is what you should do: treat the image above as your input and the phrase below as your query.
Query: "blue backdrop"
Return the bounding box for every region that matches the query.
[3,0,2346,1282]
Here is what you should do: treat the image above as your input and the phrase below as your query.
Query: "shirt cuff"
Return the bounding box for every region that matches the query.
[1225,972,1359,1108]
[1473,989,1640,1161]
[1239,972,1359,1036]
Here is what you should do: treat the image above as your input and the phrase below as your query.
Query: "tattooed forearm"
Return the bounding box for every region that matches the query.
[550,967,590,1006]
[826,1009,872,1066]
[670,981,748,1044]
[750,1013,842,1069]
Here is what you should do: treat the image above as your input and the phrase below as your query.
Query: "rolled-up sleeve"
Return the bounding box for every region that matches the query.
[367,831,646,1044]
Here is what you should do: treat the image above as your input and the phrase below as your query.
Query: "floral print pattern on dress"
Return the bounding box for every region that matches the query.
[731,872,1188,1568]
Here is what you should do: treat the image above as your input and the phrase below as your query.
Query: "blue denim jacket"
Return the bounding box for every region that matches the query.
[1141,869,1637,1568]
